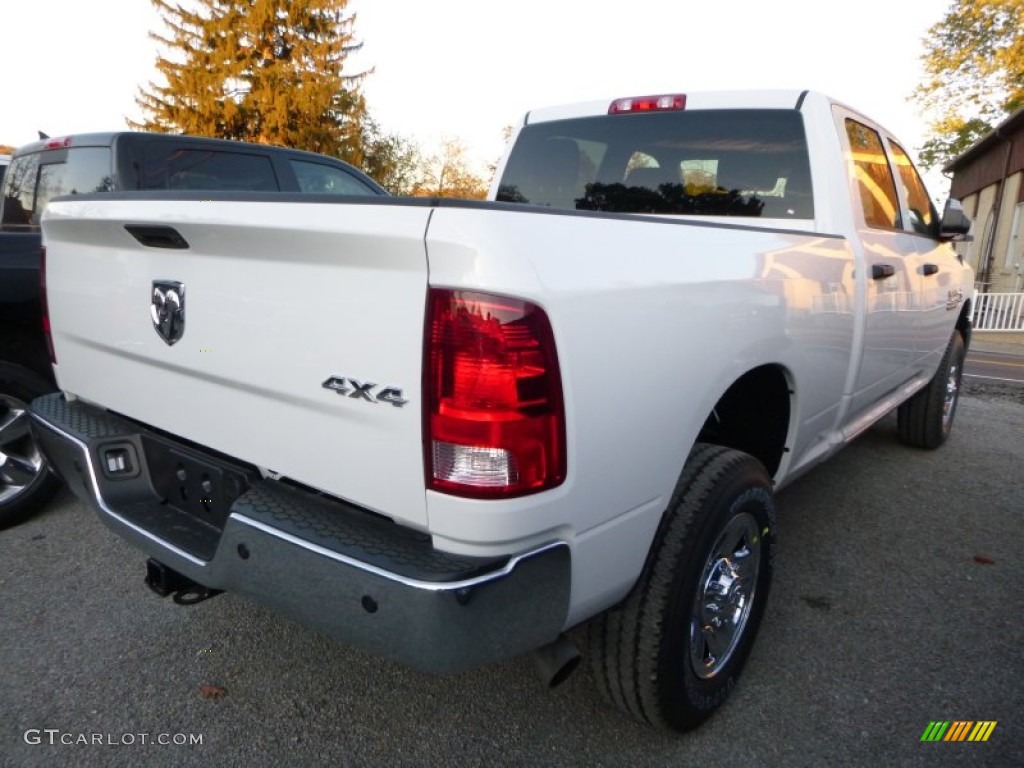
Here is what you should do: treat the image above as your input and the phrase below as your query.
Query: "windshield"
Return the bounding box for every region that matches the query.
[497,109,813,219]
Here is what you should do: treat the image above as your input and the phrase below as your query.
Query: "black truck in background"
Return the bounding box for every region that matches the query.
[0,132,387,527]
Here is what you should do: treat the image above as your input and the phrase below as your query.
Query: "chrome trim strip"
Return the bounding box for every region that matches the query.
[231,513,567,593]
[28,414,207,567]
[29,408,565,589]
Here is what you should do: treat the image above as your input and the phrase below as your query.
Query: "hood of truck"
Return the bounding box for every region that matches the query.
[43,197,432,528]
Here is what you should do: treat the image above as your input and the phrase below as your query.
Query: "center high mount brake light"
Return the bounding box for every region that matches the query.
[608,94,687,114]
[44,137,73,150]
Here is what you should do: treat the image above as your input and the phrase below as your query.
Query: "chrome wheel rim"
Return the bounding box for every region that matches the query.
[942,362,960,430]
[690,512,761,679]
[0,394,44,505]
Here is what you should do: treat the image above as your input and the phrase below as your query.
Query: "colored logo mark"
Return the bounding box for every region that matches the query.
[920,721,997,742]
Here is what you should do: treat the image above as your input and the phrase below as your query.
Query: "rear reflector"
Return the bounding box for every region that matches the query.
[609,94,686,114]
[40,245,56,364]
[425,289,566,498]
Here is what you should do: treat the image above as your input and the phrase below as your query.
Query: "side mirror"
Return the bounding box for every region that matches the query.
[939,198,972,242]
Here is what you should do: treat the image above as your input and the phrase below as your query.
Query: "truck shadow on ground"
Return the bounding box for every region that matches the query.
[3,395,1020,767]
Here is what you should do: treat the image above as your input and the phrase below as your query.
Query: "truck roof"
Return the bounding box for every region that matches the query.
[525,89,818,124]
[9,132,354,168]
[11,133,122,154]
[521,89,898,147]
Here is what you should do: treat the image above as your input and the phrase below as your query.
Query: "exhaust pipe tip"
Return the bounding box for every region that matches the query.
[532,635,581,689]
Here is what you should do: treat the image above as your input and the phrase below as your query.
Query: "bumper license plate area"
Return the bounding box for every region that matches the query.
[141,436,249,533]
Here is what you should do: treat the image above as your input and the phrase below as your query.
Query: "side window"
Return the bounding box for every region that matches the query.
[680,159,718,194]
[845,119,901,230]
[290,160,376,195]
[144,150,279,191]
[623,151,679,188]
[889,141,939,237]
[1,152,40,227]
[625,151,661,175]
[575,139,605,184]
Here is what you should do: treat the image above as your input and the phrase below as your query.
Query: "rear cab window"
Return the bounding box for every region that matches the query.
[497,109,814,219]
[2,145,113,229]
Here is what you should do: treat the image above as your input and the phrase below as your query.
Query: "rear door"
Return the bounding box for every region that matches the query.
[43,197,432,528]
[835,109,918,416]
[886,139,960,369]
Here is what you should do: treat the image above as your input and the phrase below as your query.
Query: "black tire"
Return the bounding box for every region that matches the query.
[897,331,965,450]
[588,443,775,732]
[0,362,61,529]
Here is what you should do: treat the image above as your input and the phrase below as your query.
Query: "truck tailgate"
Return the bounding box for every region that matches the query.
[42,198,431,527]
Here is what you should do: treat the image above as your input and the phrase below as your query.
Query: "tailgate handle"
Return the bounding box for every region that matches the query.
[125,225,190,250]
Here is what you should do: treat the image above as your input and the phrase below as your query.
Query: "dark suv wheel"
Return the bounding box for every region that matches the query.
[0,363,60,528]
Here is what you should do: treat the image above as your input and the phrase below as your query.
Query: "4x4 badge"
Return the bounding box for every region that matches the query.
[151,280,186,345]
[322,377,407,408]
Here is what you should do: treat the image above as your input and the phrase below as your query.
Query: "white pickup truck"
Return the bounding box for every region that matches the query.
[30,90,973,732]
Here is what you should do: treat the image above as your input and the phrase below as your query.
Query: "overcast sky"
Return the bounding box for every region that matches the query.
[2,0,954,193]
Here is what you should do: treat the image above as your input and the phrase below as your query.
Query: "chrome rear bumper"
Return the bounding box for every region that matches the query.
[30,393,570,673]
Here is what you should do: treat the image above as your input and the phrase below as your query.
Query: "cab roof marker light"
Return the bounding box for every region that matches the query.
[609,94,687,114]
[44,137,73,150]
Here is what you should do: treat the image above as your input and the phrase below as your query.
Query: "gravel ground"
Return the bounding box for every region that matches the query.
[1,390,1021,768]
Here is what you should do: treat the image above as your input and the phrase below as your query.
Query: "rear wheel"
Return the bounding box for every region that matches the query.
[897,331,965,449]
[0,363,60,529]
[589,443,775,731]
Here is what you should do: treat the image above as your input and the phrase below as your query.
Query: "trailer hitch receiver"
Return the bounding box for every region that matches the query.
[144,558,222,605]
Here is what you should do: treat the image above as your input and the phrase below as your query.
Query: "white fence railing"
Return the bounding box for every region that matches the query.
[971,291,1024,331]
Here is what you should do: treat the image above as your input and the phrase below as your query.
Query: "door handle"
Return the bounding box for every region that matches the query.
[871,264,895,280]
[922,263,939,276]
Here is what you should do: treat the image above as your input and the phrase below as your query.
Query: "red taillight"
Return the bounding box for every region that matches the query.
[425,289,566,498]
[609,94,686,114]
[40,245,56,364]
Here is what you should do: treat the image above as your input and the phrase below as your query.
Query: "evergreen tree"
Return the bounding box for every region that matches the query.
[132,0,367,162]
[913,0,1024,168]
